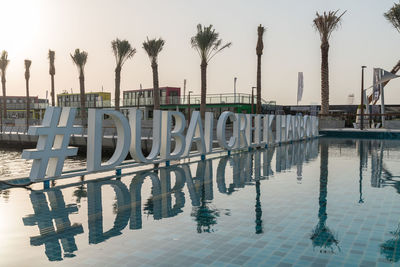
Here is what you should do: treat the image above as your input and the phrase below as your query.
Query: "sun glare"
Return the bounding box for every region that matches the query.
[0,0,41,56]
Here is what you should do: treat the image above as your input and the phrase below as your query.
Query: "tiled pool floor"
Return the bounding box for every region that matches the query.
[0,138,399,266]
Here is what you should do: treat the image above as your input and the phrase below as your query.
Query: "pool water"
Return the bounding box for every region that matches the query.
[0,137,399,266]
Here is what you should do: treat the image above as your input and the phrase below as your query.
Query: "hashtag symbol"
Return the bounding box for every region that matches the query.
[22,107,83,181]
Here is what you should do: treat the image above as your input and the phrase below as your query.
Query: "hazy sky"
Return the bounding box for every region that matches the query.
[0,0,399,105]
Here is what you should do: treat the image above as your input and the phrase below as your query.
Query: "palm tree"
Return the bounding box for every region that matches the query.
[111,38,136,111]
[143,37,165,110]
[48,50,56,106]
[366,2,400,105]
[191,24,231,119]
[70,49,88,124]
[313,10,346,115]
[24,59,32,131]
[0,51,9,120]
[384,1,400,33]
[256,25,265,114]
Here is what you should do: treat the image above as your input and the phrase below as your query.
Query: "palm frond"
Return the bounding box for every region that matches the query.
[24,59,32,69]
[313,10,346,43]
[112,38,136,68]
[0,50,10,72]
[70,48,88,73]
[48,50,55,75]
[191,24,231,63]
[48,50,55,62]
[143,37,165,64]
[384,2,400,33]
[24,59,31,79]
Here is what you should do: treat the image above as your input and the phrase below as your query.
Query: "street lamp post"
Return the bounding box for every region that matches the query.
[360,66,367,130]
[251,87,256,114]
[234,77,237,104]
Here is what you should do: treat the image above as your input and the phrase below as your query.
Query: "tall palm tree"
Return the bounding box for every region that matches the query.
[313,10,346,115]
[0,51,9,120]
[366,2,400,105]
[143,37,165,110]
[111,38,136,111]
[24,59,32,131]
[70,49,88,124]
[256,25,265,114]
[48,50,56,106]
[191,24,232,119]
[384,1,400,33]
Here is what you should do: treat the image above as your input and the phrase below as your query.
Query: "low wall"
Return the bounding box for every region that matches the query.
[385,120,400,129]
[319,118,345,129]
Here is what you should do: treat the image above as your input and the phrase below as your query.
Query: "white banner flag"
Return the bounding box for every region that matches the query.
[297,72,303,104]
[373,68,382,101]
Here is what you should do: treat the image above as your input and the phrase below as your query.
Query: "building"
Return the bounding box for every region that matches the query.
[121,88,275,120]
[123,87,181,107]
[0,96,48,119]
[57,92,111,108]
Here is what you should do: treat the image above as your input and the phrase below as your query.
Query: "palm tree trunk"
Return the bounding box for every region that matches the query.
[320,42,330,115]
[115,66,121,111]
[256,55,262,114]
[2,74,6,120]
[152,62,160,110]
[50,74,55,106]
[200,61,207,120]
[26,78,30,131]
[79,73,86,126]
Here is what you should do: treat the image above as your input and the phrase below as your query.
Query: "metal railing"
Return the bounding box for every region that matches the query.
[122,93,275,107]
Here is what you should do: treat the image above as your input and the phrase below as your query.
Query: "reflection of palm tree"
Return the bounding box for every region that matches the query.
[144,185,156,217]
[143,196,154,216]
[73,185,87,203]
[73,176,87,204]
[191,183,219,233]
[0,189,10,202]
[255,180,263,234]
[311,142,339,253]
[380,223,400,262]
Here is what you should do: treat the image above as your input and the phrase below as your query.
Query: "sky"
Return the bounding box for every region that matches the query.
[0,0,399,105]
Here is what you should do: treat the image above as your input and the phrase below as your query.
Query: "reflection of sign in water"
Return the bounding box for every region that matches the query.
[22,190,83,261]
[23,140,320,261]
[22,107,319,181]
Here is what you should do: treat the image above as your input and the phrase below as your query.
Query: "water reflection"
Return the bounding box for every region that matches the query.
[381,223,400,262]
[0,188,10,202]
[310,140,339,253]
[18,138,322,261]
[73,176,87,204]
[22,190,83,261]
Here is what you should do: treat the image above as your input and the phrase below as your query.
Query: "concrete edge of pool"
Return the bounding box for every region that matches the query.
[319,128,400,139]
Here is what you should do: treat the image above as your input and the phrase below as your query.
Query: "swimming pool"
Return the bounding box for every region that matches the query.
[0,137,399,266]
